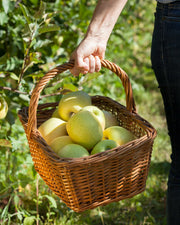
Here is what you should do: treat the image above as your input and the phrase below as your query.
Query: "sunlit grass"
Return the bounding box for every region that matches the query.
[0,0,171,224]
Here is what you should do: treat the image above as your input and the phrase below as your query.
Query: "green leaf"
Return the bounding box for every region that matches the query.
[0,12,8,25]
[19,3,32,24]
[2,0,10,14]
[22,23,32,42]
[43,195,57,208]
[62,83,78,92]
[33,39,52,50]
[78,72,102,85]
[9,136,24,151]
[0,53,8,65]
[14,194,20,207]
[43,12,54,21]
[0,139,12,148]
[23,52,43,73]
[23,216,36,225]
[10,73,19,81]
[25,72,44,79]
[39,24,60,34]
[0,204,8,220]
[19,94,30,102]
[6,110,15,126]
[34,1,46,19]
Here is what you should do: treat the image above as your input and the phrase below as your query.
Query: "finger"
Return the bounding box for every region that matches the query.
[81,57,89,74]
[84,57,89,68]
[95,56,101,72]
[76,56,89,71]
[70,55,88,76]
[71,57,89,76]
[89,55,95,73]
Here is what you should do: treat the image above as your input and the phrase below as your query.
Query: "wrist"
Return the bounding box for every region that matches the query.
[84,35,108,48]
[85,26,109,46]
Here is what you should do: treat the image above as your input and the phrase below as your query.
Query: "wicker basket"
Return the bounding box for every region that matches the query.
[18,59,156,212]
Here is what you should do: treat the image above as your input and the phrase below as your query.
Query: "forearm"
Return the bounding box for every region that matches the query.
[70,0,128,75]
[86,0,128,43]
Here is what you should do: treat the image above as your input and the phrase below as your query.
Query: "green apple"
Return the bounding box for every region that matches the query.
[49,135,74,154]
[0,96,8,119]
[58,143,89,158]
[58,91,92,121]
[102,110,119,128]
[66,110,103,150]
[51,108,60,118]
[103,126,135,145]
[38,117,67,145]
[81,105,105,130]
[91,139,118,155]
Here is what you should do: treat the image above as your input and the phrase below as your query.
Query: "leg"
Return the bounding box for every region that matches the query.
[151,2,180,224]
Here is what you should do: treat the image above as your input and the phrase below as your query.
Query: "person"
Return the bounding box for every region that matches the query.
[70,0,180,224]
[151,1,180,225]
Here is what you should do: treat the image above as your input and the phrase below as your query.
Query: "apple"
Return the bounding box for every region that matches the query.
[58,91,92,121]
[102,110,119,128]
[58,143,89,158]
[103,126,135,145]
[0,96,8,119]
[49,135,74,154]
[51,108,60,118]
[66,110,103,150]
[91,139,118,155]
[81,105,105,130]
[38,117,67,145]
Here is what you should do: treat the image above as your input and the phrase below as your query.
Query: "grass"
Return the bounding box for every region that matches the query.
[0,72,171,225]
[0,0,172,223]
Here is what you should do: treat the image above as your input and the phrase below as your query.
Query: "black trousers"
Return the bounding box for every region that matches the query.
[151,2,180,224]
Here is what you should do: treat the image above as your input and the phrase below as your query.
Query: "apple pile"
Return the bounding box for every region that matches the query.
[38,91,135,158]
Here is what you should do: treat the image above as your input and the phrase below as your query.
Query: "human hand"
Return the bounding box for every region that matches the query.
[70,37,107,76]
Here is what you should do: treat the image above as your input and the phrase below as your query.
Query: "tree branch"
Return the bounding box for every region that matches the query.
[39,89,71,99]
[0,86,28,95]
[0,86,71,99]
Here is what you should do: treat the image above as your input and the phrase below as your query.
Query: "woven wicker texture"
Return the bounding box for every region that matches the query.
[18,59,156,212]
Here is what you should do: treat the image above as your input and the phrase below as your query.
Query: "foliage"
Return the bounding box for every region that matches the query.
[0,0,171,224]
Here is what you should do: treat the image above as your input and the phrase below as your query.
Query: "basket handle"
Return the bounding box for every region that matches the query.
[27,59,136,136]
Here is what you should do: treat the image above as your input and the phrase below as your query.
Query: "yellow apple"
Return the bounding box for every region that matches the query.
[58,91,92,121]
[102,110,119,128]
[81,105,105,130]
[51,108,60,118]
[91,139,118,155]
[49,135,74,154]
[66,110,103,150]
[0,96,8,119]
[38,118,67,145]
[103,126,135,145]
[58,143,89,158]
